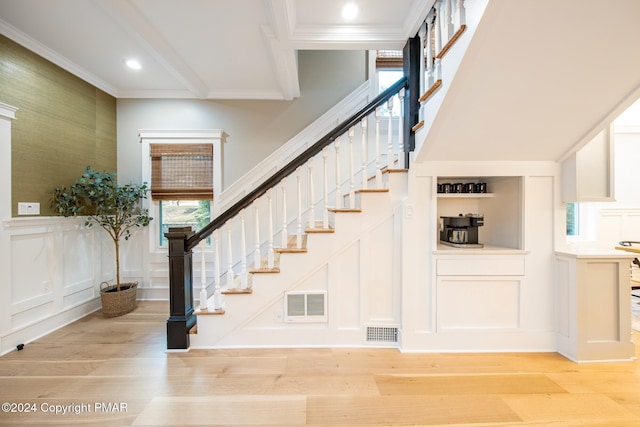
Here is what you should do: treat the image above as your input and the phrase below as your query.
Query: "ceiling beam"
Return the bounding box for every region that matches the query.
[263,0,300,100]
[97,0,209,99]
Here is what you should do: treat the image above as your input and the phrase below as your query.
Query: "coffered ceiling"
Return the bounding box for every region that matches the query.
[0,0,430,100]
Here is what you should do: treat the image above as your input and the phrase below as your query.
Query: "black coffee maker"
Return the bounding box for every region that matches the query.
[439,214,484,248]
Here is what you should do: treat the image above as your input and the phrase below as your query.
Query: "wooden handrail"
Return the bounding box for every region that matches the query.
[186,76,408,251]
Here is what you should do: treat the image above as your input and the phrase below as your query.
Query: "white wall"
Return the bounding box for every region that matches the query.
[573,99,640,249]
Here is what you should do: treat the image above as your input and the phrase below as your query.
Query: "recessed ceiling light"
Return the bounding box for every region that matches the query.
[342,3,358,20]
[125,59,142,70]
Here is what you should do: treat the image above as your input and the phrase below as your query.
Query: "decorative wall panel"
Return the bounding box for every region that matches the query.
[437,278,521,331]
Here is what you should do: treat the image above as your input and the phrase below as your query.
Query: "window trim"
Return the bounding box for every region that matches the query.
[140,130,224,252]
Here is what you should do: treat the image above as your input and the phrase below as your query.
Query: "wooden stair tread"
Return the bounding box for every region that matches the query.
[418,79,442,103]
[329,208,362,213]
[305,220,334,234]
[380,166,408,174]
[305,227,334,233]
[276,235,308,253]
[435,24,466,59]
[222,288,253,295]
[249,267,281,274]
[276,247,307,253]
[355,188,389,194]
[251,253,281,272]
[196,308,226,315]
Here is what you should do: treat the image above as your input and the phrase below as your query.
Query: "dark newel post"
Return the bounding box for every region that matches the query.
[165,226,197,350]
[403,36,420,168]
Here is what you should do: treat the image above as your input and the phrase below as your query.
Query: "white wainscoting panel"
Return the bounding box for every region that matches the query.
[334,241,361,330]
[584,261,621,342]
[436,277,521,332]
[554,257,572,338]
[597,209,640,247]
[62,228,94,289]
[11,231,52,308]
[0,217,111,355]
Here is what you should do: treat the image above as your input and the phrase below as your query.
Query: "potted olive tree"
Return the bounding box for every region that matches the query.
[51,166,152,317]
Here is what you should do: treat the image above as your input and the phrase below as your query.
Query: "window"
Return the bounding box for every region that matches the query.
[159,200,211,246]
[150,143,214,246]
[567,202,599,243]
[139,130,224,251]
[378,70,403,117]
[566,203,579,236]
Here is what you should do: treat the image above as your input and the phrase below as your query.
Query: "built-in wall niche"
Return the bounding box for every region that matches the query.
[436,176,523,250]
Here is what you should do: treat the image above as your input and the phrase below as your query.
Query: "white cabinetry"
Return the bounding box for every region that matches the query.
[562,125,615,202]
[555,249,635,362]
[435,254,526,333]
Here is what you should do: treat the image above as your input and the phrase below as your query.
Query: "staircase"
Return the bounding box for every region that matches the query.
[165,0,476,350]
[190,169,408,349]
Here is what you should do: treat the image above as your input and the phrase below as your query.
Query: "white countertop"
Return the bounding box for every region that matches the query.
[555,246,638,259]
[434,243,528,255]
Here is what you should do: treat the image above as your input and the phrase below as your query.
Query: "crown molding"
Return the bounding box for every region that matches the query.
[0,19,118,97]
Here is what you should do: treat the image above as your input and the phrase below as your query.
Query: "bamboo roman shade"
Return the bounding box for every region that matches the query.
[376,50,403,69]
[150,143,213,200]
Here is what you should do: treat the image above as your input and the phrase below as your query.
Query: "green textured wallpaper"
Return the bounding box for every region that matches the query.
[0,35,117,216]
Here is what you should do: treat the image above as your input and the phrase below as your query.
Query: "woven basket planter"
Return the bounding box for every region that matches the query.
[100,281,138,317]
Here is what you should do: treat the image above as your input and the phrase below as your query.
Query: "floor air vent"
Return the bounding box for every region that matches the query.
[366,326,399,343]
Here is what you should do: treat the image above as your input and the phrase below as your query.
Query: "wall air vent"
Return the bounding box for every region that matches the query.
[366,326,399,343]
[285,291,327,323]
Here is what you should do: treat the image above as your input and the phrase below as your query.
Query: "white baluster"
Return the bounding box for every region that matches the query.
[456,0,466,29]
[254,200,261,269]
[267,188,275,269]
[398,88,405,169]
[348,127,355,208]
[361,118,368,189]
[334,138,342,209]
[387,96,394,171]
[281,178,288,248]
[213,229,223,310]
[426,10,435,89]
[226,219,234,288]
[434,0,443,81]
[322,147,329,229]
[434,1,443,53]
[240,210,248,289]
[418,22,427,104]
[444,0,452,43]
[296,167,303,249]
[308,160,315,229]
[375,107,382,189]
[199,239,208,311]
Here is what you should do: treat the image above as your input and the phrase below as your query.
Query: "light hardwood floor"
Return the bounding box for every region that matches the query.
[1,301,640,426]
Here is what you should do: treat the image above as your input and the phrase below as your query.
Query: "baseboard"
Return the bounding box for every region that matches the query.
[0,297,101,356]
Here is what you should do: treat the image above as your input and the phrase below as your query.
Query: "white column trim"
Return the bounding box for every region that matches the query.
[0,102,18,354]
